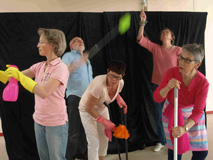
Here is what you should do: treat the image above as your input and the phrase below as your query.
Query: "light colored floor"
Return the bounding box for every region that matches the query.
[1,114,213,160]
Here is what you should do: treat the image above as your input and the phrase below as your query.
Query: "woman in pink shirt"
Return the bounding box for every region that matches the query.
[137,10,182,152]
[154,43,208,160]
[5,28,69,160]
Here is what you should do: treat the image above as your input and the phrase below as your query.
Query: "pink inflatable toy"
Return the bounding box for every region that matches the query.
[3,65,19,102]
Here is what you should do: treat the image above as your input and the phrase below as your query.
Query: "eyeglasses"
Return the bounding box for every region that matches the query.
[38,42,50,45]
[71,39,83,44]
[178,54,198,64]
[107,73,122,80]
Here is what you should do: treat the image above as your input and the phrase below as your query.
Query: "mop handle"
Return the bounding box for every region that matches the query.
[141,0,147,11]
[103,102,122,160]
[123,107,128,160]
[174,88,178,160]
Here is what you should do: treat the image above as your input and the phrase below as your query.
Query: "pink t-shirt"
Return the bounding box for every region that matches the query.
[79,75,124,112]
[153,67,209,123]
[138,36,182,84]
[30,58,69,126]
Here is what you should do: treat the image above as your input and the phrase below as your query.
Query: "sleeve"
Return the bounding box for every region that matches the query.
[176,46,182,55]
[62,52,74,66]
[137,36,159,54]
[90,77,103,99]
[153,69,172,103]
[118,79,124,93]
[29,62,42,76]
[88,60,93,80]
[189,78,209,123]
[50,63,69,85]
[175,46,182,56]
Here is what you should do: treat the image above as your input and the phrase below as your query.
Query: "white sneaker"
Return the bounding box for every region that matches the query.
[153,143,164,152]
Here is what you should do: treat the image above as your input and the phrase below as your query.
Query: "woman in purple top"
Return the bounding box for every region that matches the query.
[137,10,182,152]
[154,43,208,160]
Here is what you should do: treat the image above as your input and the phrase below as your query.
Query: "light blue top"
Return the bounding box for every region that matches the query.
[62,50,93,98]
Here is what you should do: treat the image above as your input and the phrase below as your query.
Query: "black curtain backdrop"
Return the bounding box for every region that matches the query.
[0,12,207,159]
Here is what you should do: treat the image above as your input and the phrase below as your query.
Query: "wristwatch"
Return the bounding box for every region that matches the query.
[184,125,189,132]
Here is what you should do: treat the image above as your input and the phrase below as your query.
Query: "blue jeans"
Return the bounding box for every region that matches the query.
[168,149,208,160]
[152,83,166,145]
[34,122,68,160]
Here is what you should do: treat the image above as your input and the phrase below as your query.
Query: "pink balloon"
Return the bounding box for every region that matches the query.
[3,65,19,102]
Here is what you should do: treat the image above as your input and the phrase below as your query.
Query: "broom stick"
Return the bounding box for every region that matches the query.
[122,107,128,160]
[103,102,121,160]
[174,88,178,160]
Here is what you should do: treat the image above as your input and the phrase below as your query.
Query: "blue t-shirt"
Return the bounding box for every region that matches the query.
[62,50,93,98]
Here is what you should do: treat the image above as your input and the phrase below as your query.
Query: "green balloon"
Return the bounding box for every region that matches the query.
[118,13,131,35]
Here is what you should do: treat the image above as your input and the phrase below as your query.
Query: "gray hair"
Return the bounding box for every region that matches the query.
[38,28,67,57]
[182,43,205,62]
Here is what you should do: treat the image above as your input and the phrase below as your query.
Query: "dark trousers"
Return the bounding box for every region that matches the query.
[65,95,88,160]
[0,87,39,160]
[168,149,208,160]
[152,83,166,145]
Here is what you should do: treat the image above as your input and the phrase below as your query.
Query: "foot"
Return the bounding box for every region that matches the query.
[153,143,164,152]
[140,144,146,150]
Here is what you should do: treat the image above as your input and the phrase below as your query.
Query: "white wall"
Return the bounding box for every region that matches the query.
[0,0,142,12]
[0,0,213,111]
[194,0,213,112]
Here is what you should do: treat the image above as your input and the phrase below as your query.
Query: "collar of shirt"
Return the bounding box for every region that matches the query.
[46,57,61,66]
[71,50,81,55]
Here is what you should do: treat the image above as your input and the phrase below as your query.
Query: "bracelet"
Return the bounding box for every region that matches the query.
[139,20,147,26]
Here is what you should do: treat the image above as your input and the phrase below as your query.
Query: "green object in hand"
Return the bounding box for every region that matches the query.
[118,13,131,35]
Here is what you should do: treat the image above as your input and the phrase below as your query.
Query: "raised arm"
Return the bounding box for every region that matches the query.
[5,67,61,99]
[67,55,87,73]
[22,68,35,78]
[137,10,147,41]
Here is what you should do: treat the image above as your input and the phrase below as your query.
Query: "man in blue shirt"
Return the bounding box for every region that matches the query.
[62,37,93,160]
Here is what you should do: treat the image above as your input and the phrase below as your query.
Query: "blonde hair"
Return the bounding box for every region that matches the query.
[38,28,67,57]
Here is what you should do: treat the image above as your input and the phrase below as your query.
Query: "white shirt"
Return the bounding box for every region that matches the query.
[79,75,124,112]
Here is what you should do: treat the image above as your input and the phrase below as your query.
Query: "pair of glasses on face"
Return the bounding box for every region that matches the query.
[178,54,198,64]
[107,73,122,80]
[38,42,50,45]
[71,39,83,44]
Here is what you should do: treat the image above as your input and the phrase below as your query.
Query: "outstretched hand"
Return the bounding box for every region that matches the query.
[5,67,20,81]
[68,54,88,73]
[140,10,147,22]
[5,66,37,93]
[0,70,9,84]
